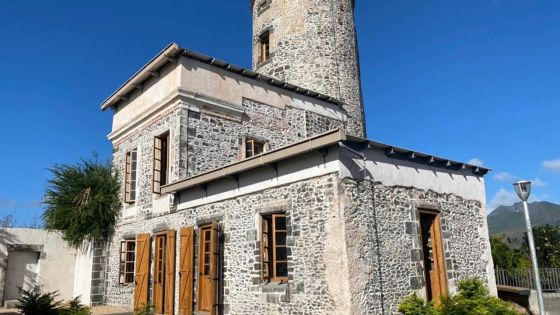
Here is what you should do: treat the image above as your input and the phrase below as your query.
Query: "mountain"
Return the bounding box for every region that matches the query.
[487,201,560,241]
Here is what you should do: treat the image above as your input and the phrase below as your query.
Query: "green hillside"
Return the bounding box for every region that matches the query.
[487,201,560,241]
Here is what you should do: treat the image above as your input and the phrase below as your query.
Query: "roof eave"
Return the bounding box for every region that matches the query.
[100,42,183,111]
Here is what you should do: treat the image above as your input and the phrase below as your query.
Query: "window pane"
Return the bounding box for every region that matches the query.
[275,232,286,246]
[204,242,210,253]
[276,247,287,260]
[276,262,288,277]
[126,262,135,272]
[204,253,210,265]
[275,215,286,230]
[127,242,135,251]
[254,143,263,155]
[126,252,135,261]
[125,273,134,283]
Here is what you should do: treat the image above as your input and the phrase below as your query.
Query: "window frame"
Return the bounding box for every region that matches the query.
[258,30,271,64]
[153,132,170,194]
[257,0,271,14]
[125,148,138,203]
[244,138,268,159]
[260,212,288,283]
[119,239,136,285]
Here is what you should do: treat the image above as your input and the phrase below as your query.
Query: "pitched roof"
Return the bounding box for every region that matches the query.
[100,43,343,111]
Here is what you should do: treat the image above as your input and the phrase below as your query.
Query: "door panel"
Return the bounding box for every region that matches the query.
[134,234,151,310]
[179,227,195,315]
[197,222,219,314]
[419,211,448,301]
[165,230,176,315]
[153,234,167,314]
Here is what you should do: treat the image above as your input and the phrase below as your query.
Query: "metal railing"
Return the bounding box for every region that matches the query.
[495,267,560,291]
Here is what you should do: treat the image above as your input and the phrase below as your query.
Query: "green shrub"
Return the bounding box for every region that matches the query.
[134,302,155,315]
[398,294,435,315]
[399,278,521,315]
[58,296,91,315]
[16,287,61,315]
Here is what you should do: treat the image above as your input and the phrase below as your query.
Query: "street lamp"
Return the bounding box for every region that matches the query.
[513,180,546,315]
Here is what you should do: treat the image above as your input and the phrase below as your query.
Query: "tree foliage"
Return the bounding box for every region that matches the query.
[0,213,16,228]
[490,234,531,270]
[522,224,560,268]
[399,279,520,315]
[42,157,120,248]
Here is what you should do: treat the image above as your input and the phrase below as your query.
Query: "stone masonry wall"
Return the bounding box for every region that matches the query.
[106,173,343,314]
[184,98,342,176]
[252,0,366,137]
[112,98,342,216]
[341,178,490,314]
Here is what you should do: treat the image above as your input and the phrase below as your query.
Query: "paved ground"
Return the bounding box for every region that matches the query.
[544,293,560,314]
[0,306,133,315]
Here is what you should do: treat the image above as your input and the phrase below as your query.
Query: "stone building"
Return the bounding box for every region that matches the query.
[99,1,496,314]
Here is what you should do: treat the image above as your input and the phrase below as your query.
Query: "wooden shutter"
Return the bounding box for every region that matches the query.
[209,221,219,315]
[165,229,176,315]
[179,227,194,315]
[134,234,150,310]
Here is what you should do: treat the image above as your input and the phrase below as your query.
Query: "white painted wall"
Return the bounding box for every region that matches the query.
[339,148,487,203]
[0,229,92,305]
[73,243,94,305]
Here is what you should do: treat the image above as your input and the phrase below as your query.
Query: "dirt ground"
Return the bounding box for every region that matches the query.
[0,306,132,315]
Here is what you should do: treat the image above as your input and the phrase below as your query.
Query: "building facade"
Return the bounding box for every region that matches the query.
[99,2,496,314]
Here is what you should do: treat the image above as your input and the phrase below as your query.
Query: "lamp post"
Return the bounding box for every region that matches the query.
[513,180,546,315]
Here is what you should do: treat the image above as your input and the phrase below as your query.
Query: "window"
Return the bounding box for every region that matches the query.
[261,212,288,282]
[153,133,169,194]
[245,139,267,158]
[119,240,136,284]
[257,0,271,13]
[125,149,138,203]
[258,30,271,63]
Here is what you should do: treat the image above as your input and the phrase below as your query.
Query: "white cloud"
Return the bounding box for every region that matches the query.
[542,158,560,173]
[468,158,484,167]
[488,188,542,212]
[488,189,519,211]
[532,178,548,187]
[493,172,516,182]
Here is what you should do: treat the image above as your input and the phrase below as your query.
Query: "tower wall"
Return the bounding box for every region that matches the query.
[251,0,366,137]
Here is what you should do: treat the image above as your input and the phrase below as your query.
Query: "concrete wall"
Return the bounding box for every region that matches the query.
[74,243,94,305]
[0,229,78,306]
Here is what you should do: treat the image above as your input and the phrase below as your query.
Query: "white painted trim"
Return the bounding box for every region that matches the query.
[177,160,340,210]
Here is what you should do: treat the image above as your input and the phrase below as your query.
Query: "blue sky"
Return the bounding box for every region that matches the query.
[0,1,558,225]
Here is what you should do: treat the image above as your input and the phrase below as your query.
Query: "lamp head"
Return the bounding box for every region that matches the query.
[513,180,532,201]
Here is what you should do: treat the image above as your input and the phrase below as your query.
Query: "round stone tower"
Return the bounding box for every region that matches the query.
[251,0,366,137]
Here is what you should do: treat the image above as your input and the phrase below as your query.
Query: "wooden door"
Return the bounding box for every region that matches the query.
[134,234,151,310]
[179,227,194,315]
[153,233,167,314]
[197,222,219,314]
[419,211,448,301]
[165,230,176,315]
